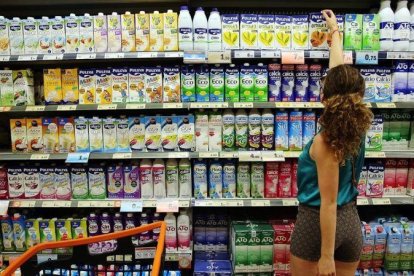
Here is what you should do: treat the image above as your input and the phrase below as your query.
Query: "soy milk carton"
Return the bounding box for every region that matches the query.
[135,11,150,51]
[94,13,108,52]
[258,15,275,49]
[309,13,328,49]
[43,68,62,105]
[121,12,135,52]
[65,14,80,53]
[344,14,363,50]
[163,66,181,103]
[61,68,79,104]
[74,117,89,152]
[164,10,178,51]
[107,12,121,52]
[79,13,94,53]
[95,68,112,104]
[222,14,239,49]
[303,112,316,147]
[129,68,146,103]
[42,118,59,153]
[145,67,163,103]
[240,14,258,49]
[37,16,51,54]
[9,17,24,55]
[111,68,128,103]
[51,16,65,54]
[0,16,10,55]
[150,11,164,51]
[274,15,291,50]
[291,15,309,50]
[78,69,96,104]
[88,117,103,152]
[23,17,38,54]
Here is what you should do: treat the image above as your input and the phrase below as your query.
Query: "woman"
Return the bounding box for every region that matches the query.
[290,10,373,276]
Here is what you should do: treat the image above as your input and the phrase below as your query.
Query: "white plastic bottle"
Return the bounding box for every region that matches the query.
[394,0,411,51]
[164,212,177,251]
[177,210,191,251]
[410,2,414,50]
[379,0,395,51]
[208,8,222,51]
[178,159,192,198]
[139,159,153,199]
[178,6,193,51]
[152,159,166,199]
[193,7,208,51]
[166,159,179,198]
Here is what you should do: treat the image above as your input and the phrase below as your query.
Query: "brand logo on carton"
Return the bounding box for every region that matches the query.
[241,14,257,24]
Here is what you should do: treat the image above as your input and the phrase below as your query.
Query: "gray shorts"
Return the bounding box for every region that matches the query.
[290,201,363,262]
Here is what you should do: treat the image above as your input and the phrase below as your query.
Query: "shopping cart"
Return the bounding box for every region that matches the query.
[2,221,166,276]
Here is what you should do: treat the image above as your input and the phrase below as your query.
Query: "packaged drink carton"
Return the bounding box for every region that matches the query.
[116,118,129,152]
[361,68,377,103]
[145,116,162,152]
[384,226,401,271]
[124,164,140,198]
[248,109,261,150]
[268,64,281,102]
[121,12,135,52]
[88,166,106,199]
[371,224,387,268]
[23,167,40,199]
[39,218,57,253]
[251,162,264,198]
[163,66,181,103]
[54,166,71,200]
[37,17,51,54]
[291,15,309,50]
[164,10,178,51]
[111,67,128,103]
[308,64,322,102]
[145,67,163,103]
[161,116,178,152]
[365,114,383,151]
[194,260,232,276]
[223,111,235,150]
[0,17,10,55]
[95,68,112,104]
[94,13,108,52]
[278,162,292,198]
[275,111,289,151]
[223,160,236,198]
[11,214,25,252]
[65,14,80,53]
[0,166,8,199]
[240,14,258,49]
[210,65,225,102]
[399,223,413,270]
[216,214,229,250]
[392,61,408,102]
[366,161,385,198]
[196,65,210,102]
[88,117,103,152]
[128,67,146,103]
[225,64,240,102]
[309,13,328,49]
[407,160,414,196]
[209,111,223,151]
[222,14,239,49]
[107,12,121,52]
[247,225,261,272]
[26,118,43,153]
[334,14,344,46]
[129,116,145,151]
[232,224,250,273]
[135,12,150,51]
[265,163,278,198]
[25,218,40,248]
[235,110,249,150]
[39,167,55,199]
[375,68,392,102]
[237,163,251,198]
[302,111,316,147]
[1,216,15,251]
[79,14,94,52]
[10,119,27,153]
[260,224,275,272]
[384,159,396,196]
[274,15,291,50]
[78,68,96,104]
[71,218,88,239]
[288,111,303,151]
[61,68,79,104]
[240,64,255,102]
[194,214,206,251]
[291,160,298,197]
[58,117,75,153]
[362,14,380,50]
[42,118,59,153]
[0,70,14,106]
[344,14,363,50]
[102,117,117,152]
[209,160,223,198]
[50,16,65,54]
[408,62,414,102]
[74,117,89,152]
[70,166,88,199]
[150,11,164,51]
[258,15,275,49]
[254,64,268,102]
[395,159,409,195]
[359,223,374,269]
[55,218,73,254]
[281,65,295,101]
[43,68,62,105]
[195,111,209,151]
[294,64,309,102]
[181,65,196,102]
[205,214,217,251]
[12,69,35,106]
[23,17,38,54]
[261,110,274,150]
[9,17,24,55]
[272,223,294,273]
[107,165,125,198]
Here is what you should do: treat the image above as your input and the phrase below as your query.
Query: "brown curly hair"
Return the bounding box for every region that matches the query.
[319,65,373,164]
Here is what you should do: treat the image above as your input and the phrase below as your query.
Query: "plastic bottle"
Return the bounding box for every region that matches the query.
[152,212,161,241]
[100,212,112,234]
[166,159,179,198]
[235,109,249,150]
[139,159,153,199]
[193,7,208,51]
[88,213,100,236]
[208,8,222,50]
[139,213,151,244]
[113,212,124,232]
[379,0,395,51]
[177,210,191,251]
[152,159,166,199]
[193,159,208,199]
[164,212,177,251]
[410,2,414,50]
[394,0,411,51]
[179,159,192,198]
[178,6,193,51]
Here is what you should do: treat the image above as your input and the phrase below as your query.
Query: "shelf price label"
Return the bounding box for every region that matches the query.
[275,102,293,108]
[66,152,90,163]
[234,102,254,108]
[97,104,117,110]
[239,151,262,162]
[26,106,45,112]
[226,200,244,207]
[372,198,392,205]
[309,50,329,59]
[260,50,280,58]
[104,53,124,59]
[0,201,9,215]
[376,102,396,108]
[120,201,143,212]
[30,154,50,160]
[356,51,378,65]
[365,151,386,158]
[281,50,305,64]
[220,152,239,158]
[76,53,96,59]
[18,55,38,61]
[57,105,76,111]
[0,56,10,61]
[199,152,220,158]
[126,103,145,109]
[234,50,255,58]
[163,103,183,108]
[262,151,285,162]
[183,51,206,63]
[357,198,370,205]
[207,50,231,63]
[112,152,132,159]
[156,199,179,213]
[282,199,299,206]
[43,54,63,60]
[343,51,353,64]
[251,200,270,207]
[137,52,158,58]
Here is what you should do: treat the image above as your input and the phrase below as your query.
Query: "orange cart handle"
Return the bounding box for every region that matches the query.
[2,221,166,276]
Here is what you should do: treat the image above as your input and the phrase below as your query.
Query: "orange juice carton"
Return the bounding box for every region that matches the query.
[58,117,75,153]
[26,118,43,153]
[10,119,27,152]
[43,68,62,105]
[61,68,79,104]
[42,118,59,153]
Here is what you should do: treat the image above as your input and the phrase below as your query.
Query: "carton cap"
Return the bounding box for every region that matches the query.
[98,13,104,16]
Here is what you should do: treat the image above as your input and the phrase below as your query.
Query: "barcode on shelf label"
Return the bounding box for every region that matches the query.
[97,104,117,110]
[113,152,132,159]
[26,106,45,112]
[234,102,253,108]
[126,103,145,109]
[281,50,305,64]
[376,103,396,108]
[0,56,10,61]
[260,50,280,58]
[30,154,50,160]
[372,198,391,205]
[234,50,255,58]
[199,152,220,158]
[262,151,285,162]
[57,105,76,111]
[207,50,232,63]
[220,152,239,158]
[357,198,369,205]
[251,200,270,207]
[18,55,38,61]
[76,53,96,59]
[104,53,124,59]
[239,151,262,161]
[120,201,143,212]
[156,199,179,213]
[282,199,299,206]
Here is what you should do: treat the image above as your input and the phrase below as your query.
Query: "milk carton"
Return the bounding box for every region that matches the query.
[88,117,103,152]
[71,218,88,239]
[291,15,309,50]
[116,118,129,152]
[365,114,383,151]
[0,166,8,199]
[375,68,392,102]
[225,64,240,102]
[408,160,414,196]
[129,117,145,151]
[128,68,146,103]
[74,117,89,152]
[309,64,322,102]
[254,63,268,102]
[392,61,408,102]
[164,10,178,51]
[258,15,275,49]
[309,13,328,49]
[181,65,196,102]
[123,164,140,198]
[240,63,255,102]
[251,162,264,198]
[278,162,292,197]
[42,118,59,153]
[384,158,396,195]
[150,11,164,51]
[261,109,274,150]
[7,166,24,199]
[247,224,261,272]
[121,12,135,52]
[275,111,289,151]
[209,159,223,198]
[235,109,249,150]
[0,70,14,106]
[289,111,303,151]
[223,160,236,198]
[294,64,309,102]
[362,14,380,50]
[23,17,38,54]
[223,110,235,150]
[260,224,274,272]
[232,224,250,273]
[145,116,162,151]
[95,68,112,104]
[210,65,225,102]
[94,13,108,52]
[361,68,377,103]
[43,68,62,105]
[54,166,71,200]
[1,215,15,251]
[268,64,281,102]
[145,67,163,103]
[161,116,178,151]
[88,166,106,199]
[9,17,24,55]
[292,160,298,197]
[366,161,385,197]
[240,14,258,49]
[265,163,278,198]
[70,166,88,199]
[11,214,25,252]
[196,65,210,102]
[273,223,294,273]
[303,111,316,147]
[51,16,66,54]
[107,165,124,198]
[135,11,150,51]
[395,159,409,195]
[163,66,181,103]
[65,14,80,53]
[55,219,72,254]
[78,68,96,104]
[408,61,414,102]
[10,119,27,153]
[194,214,206,250]
[384,226,401,271]
[61,68,79,104]
[359,223,375,269]
[371,224,387,268]
[111,68,128,103]
[209,111,223,151]
[23,167,40,199]
[195,111,209,151]
[58,117,75,153]
[0,16,10,55]
[222,14,239,49]
[12,69,35,106]
[107,12,121,52]
[399,224,413,270]
[103,118,117,152]
[357,165,368,197]
[37,16,51,54]
[248,109,261,150]
[274,15,291,50]
[177,115,195,151]
[281,65,295,101]
[344,14,363,50]
[237,163,250,198]
[26,118,43,153]
[25,219,40,248]
[39,167,56,199]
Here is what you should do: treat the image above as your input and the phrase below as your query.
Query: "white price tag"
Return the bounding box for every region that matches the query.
[0,201,9,215]
[251,200,270,207]
[282,199,299,206]
[207,50,231,63]
[143,199,157,208]
[234,50,255,58]
[97,104,117,110]
[234,102,254,108]
[357,198,370,205]
[76,53,96,59]
[78,201,93,207]
[199,152,220,158]
[281,50,305,64]
[113,152,132,159]
[43,54,63,60]
[104,53,124,59]
[165,52,182,58]
[309,51,329,59]
[30,154,50,160]
[343,51,353,64]
[372,198,391,205]
[18,55,37,61]
[261,151,285,162]
[179,200,190,208]
[156,199,179,213]
[355,51,378,65]
[57,105,76,111]
[191,103,211,109]
[168,152,189,158]
[386,52,407,59]
[275,102,293,108]
[163,103,183,108]
[19,200,36,208]
[120,201,143,212]
[260,50,280,58]
[137,52,158,58]
[365,102,372,108]
[220,152,239,158]
[26,106,45,112]
[0,56,10,61]
[41,201,57,207]
[126,103,145,109]
[239,151,262,162]
[365,151,386,158]
[227,200,244,207]
[376,102,396,108]
[303,102,324,108]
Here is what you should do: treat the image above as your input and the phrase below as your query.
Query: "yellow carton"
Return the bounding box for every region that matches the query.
[62,68,79,104]
[164,10,178,51]
[150,11,164,51]
[135,11,150,51]
[78,69,96,104]
[43,68,62,105]
[121,11,136,52]
[95,68,112,104]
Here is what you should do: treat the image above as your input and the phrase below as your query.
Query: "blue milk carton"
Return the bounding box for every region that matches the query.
[392,61,408,102]
[268,64,281,102]
[294,64,309,102]
[308,64,322,102]
[360,223,374,269]
[375,67,392,102]
[370,223,387,268]
[360,68,377,103]
[384,226,402,271]
[194,214,206,251]
[288,111,303,151]
[205,214,217,251]
[275,111,289,151]
[407,61,414,102]
[193,159,208,199]
[1,215,15,251]
[281,65,295,102]
[399,223,413,270]
[194,260,232,276]
[216,214,229,251]
[303,111,316,148]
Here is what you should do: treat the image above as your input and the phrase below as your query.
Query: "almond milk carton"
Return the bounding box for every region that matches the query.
[64,13,80,53]
[150,11,164,51]
[121,11,135,52]
[94,13,108,52]
[135,11,150,51]
[163,66,180,102]
[58,118,75,153]
[107,12,121,52]
[164,10,178,51]
[145,67,163,103]
[79,13,94,53]
[61,68,79,104]
[0,16,10,55]
[9,17,24,55]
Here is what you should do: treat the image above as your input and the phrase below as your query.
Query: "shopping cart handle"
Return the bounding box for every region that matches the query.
[2,221,166,276]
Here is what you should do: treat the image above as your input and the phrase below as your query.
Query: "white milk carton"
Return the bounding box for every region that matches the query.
[107,12,122,52]
[291,15,309,50]
[121,11,136,52]
[37,16,51,54]
[111,68,129,103]
[64,14,80,53]
[88,117,103,152]
[93,13,108,52]
[0,16,10,55]
[51,16,66,54]
[23,17,38,54]
[79,14,94,53]
[209,111,223,151]
[375,68,392,102]
[274,15,292,50]
[366,161,385,197]
[128,67,146,103]
[9,17,24,55]
[258,15,275,49]
[240,14,258,49]
[195,111,209,151]
[309,13,328,49]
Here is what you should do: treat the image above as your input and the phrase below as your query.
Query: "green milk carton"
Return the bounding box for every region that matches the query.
[25,218,41,248]
[225,64,240,102]
[259,224,274,273]
[39,218,57,253]
[247,224,261,272]
[232,224,249,273]
[196,65,210,102]
[240,63,255,102]
[55,218,73,254]
[344,14,362,50]
[210,64,225,102]
[362,14,380,50]
[254,63,268,102]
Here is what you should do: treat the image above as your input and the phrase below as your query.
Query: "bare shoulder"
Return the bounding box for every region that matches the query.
[310,134,337,163]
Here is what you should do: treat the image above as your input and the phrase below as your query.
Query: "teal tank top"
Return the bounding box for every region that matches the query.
[297,135,364,207]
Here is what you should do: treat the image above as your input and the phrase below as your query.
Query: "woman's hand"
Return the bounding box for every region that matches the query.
[322,9,338,31]
[317,256,336,276]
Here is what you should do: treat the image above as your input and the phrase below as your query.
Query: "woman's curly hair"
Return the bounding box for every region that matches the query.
[319,64,373,165]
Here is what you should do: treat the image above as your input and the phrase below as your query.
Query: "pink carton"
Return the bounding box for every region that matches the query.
[366,161,384,198]
[357,165,368,197]
[395,159,409,195]
[291,160,298,197]
[384,159,396,196]
[7,167,24,199]
[0,166,8,199]
[265,163,279,198]
[407,160,414,196]
[23,167,40,199]
[272,223,294,273]
[278,162,291,198]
